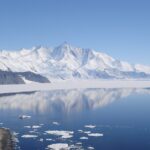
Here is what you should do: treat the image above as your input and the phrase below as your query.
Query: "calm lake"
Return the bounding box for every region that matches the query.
[0,88,150,150]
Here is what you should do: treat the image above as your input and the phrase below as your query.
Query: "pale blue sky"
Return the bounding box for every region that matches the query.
[0,0,150,65]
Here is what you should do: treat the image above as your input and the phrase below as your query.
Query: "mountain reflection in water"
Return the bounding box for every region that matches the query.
[0,88,149,114]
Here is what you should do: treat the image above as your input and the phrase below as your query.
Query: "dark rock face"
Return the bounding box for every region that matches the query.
[0,128,13,150]
[0,70,24,84]
[0,70,50,84]
[18,71,50,83]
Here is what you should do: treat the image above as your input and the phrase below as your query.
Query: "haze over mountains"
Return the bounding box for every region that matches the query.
[0,42,150,84]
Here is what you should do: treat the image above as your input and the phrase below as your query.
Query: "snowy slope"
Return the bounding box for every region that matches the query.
[0,42,150,79]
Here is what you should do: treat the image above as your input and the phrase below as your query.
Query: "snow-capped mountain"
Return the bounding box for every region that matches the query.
[0,42,150,80]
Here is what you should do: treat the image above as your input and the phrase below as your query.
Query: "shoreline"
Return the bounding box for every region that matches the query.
[0,80,150,94]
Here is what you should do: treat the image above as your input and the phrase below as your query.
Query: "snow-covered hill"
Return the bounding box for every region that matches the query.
[0,42,150,80]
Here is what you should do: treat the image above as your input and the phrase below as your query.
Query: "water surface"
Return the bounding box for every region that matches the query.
[0,88,150,150]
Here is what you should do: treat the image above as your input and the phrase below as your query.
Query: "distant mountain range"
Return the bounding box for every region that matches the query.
[0,42,150,84]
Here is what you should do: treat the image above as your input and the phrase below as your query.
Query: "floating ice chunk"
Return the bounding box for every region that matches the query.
[84,131,91,134]
[39,138,44,142]
[76,142,82,145]
[32,125,41,129]
[80,137,88,140]
[78,130,83,133]
[85,125,96,129]
[88,146,95,149]
[29,130,39,134]
[29,131,36,133]
[24,126,31,129]
[21,134,38,138]
[47,143,69,150]
[19,115,31,119]
[46,138,53,141]
[45,130,73,139]
[69,144,82,149]
[52,122,60,125]
[88,133,103,137]
[39,124,44,126]
[12,132,19,136]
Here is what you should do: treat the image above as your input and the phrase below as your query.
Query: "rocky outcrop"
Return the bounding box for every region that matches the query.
[0,128,13,150]
[0,70,50,84]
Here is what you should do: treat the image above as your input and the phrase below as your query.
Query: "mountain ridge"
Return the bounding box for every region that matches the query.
[0,43,150,80]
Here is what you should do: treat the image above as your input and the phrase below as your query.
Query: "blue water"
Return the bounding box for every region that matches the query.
[0,88,150,150]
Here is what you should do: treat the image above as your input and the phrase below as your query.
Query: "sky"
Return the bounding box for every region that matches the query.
[0,0,150,65]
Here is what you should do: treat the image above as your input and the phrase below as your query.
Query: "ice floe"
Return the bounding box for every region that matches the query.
[45,130,74,139]
[39,124,44,126]
[85,125,96,128]
[19,115,31,119]
[39,138,44,142]
[88,146,95,149]
[84,131,91,134]
[21,134,38,138]
[46,138,53,141]
[88,133,103,137]
[76,142,82,145]
[32,125,41,129]
[78,130,83,133]
[52,122,60,125]
[47,143,69,150]
[24,126,31,129]
[80,137,88,140]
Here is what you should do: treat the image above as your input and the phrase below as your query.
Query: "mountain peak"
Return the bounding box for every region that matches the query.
[58,41,73,49]
[0,43,150,79]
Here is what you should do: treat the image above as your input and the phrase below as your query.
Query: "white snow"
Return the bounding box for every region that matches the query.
[21,77,37,84]
[45,130,74,139]
[0,43,150,80]
[135,64,150,74]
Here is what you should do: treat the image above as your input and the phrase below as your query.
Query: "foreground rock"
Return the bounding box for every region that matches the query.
[0,128,13,150]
